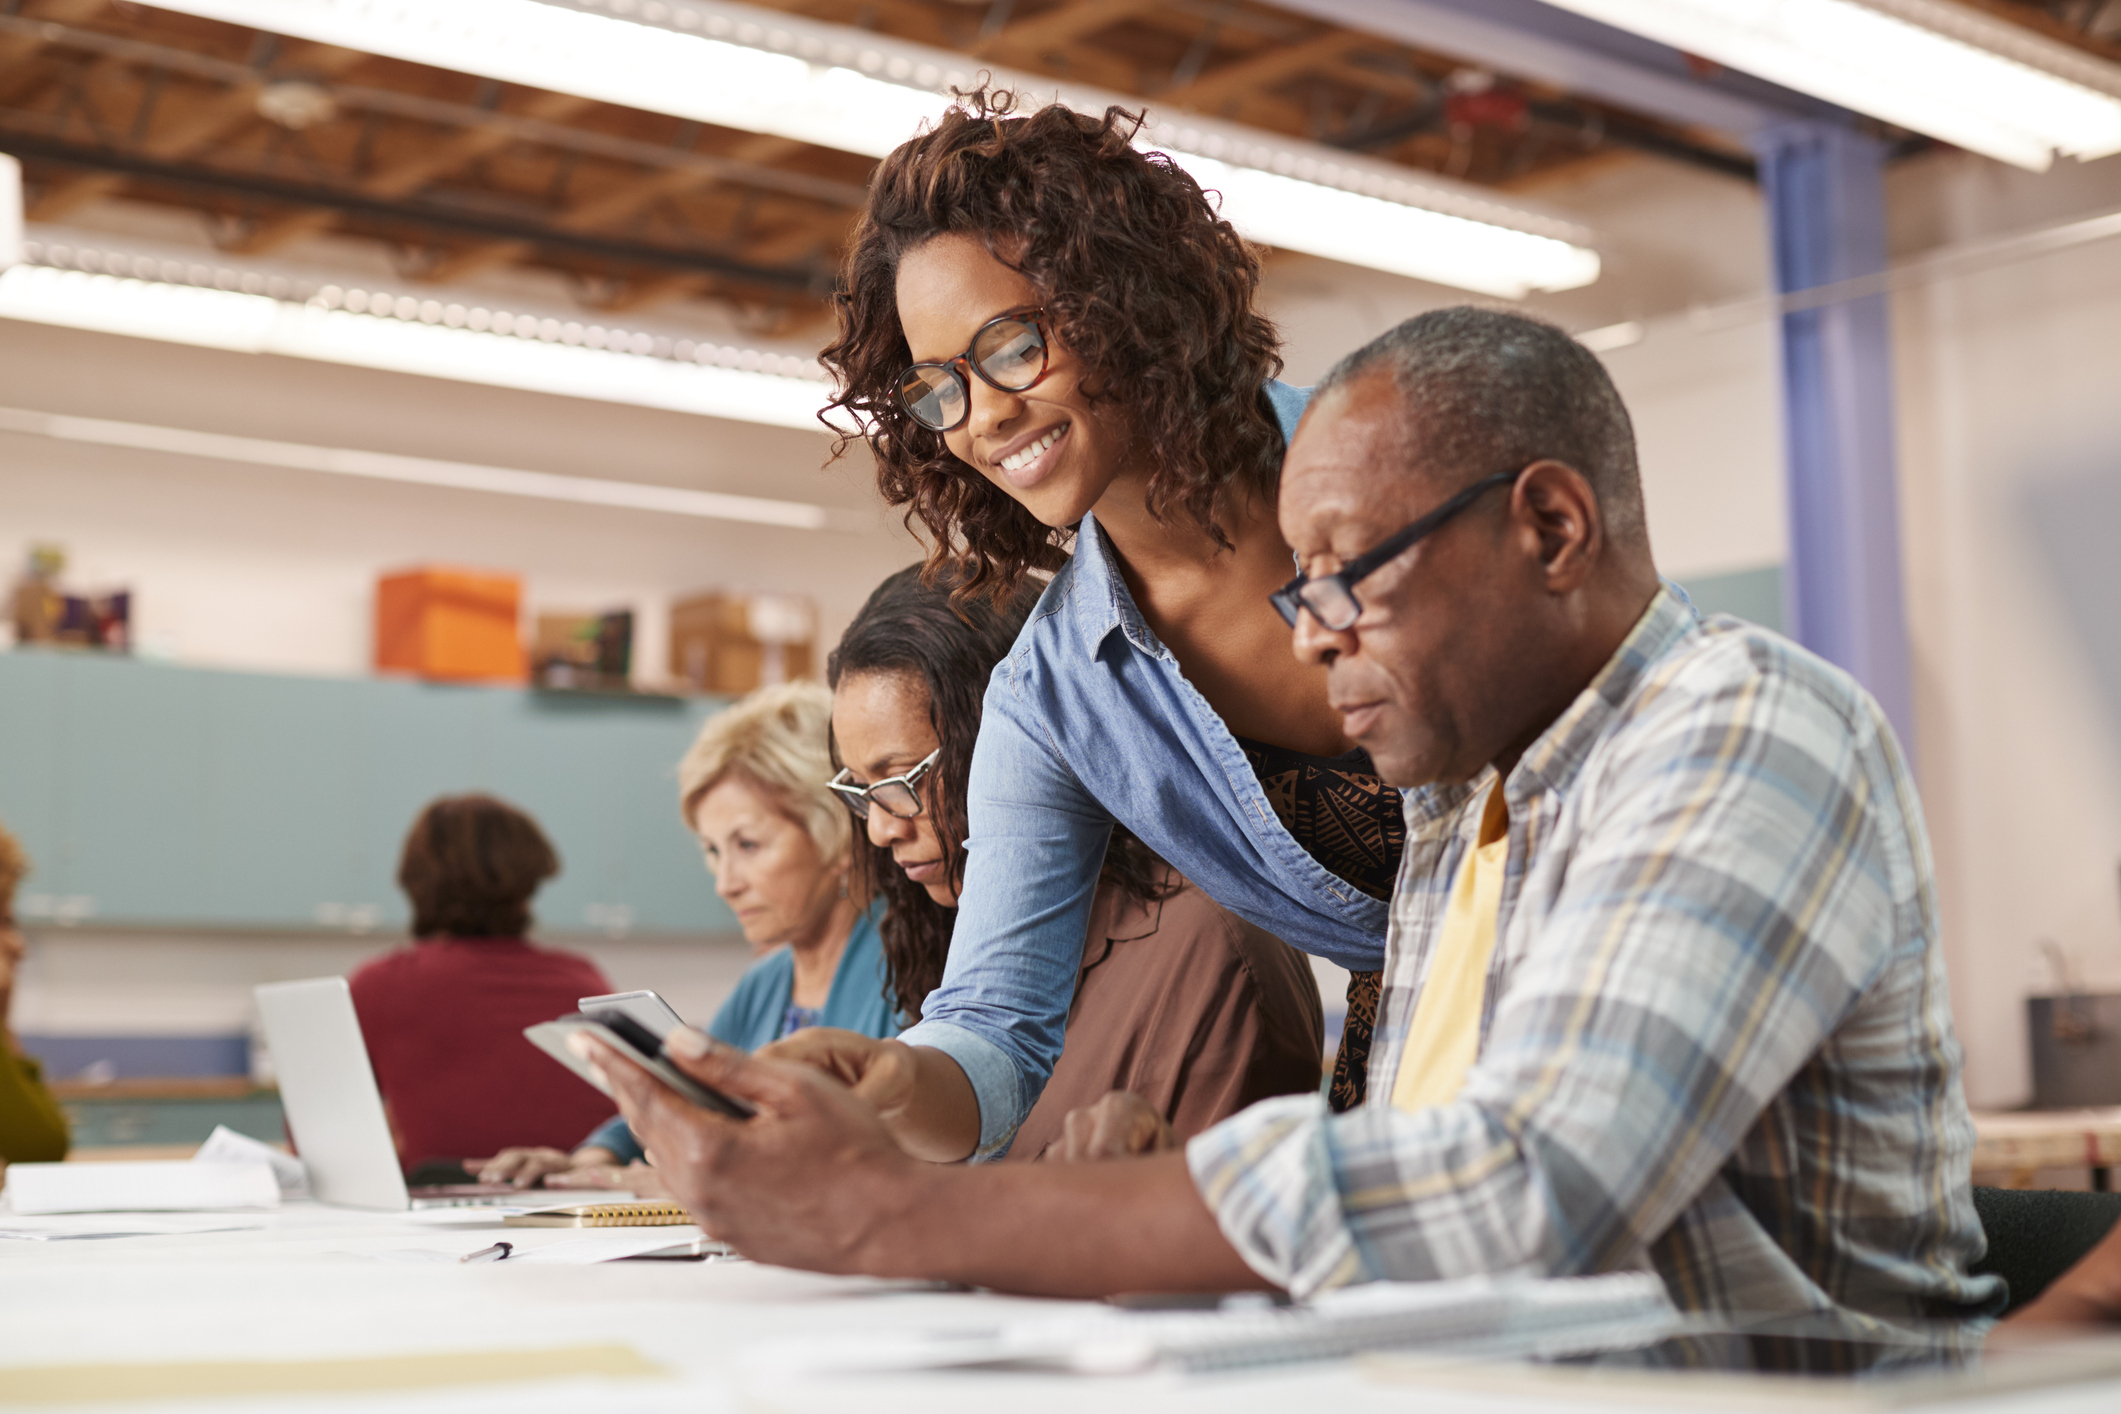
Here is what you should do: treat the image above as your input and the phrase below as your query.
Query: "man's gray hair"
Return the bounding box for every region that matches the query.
[1316,306,1646,546]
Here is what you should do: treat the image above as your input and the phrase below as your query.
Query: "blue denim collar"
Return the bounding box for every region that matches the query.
[1065,510,1170,664]
[1054,379,1310,669]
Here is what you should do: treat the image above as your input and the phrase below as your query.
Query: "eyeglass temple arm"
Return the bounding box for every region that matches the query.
[1336,470,1522,582]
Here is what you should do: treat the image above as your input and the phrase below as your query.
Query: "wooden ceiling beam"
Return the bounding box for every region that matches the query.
[1320,54,1435,103]
[974,0,1166,62]
[230,90,595,255]
[595,270,712,314]
[0,0,108,69]
[420,133,807,287]
[557,136,805,233]
[27,41,365,222]
[737,211,838,266]
[1157,28,1369,112]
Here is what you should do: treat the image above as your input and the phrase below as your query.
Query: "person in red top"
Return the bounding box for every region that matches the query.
[348,794,612,1170]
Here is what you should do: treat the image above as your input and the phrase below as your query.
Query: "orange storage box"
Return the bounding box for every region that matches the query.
[375,567,526,683]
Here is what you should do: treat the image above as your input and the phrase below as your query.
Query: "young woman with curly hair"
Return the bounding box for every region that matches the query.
[774,91,1404,1161]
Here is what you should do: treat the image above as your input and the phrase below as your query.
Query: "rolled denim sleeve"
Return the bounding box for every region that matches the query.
[577,1114,642,1164]
[896,646,1114,1159]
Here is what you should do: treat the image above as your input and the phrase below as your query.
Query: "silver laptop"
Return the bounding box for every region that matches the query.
[254,977,534,1211]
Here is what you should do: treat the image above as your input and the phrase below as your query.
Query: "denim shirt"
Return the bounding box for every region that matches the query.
[897,380,1393,1156]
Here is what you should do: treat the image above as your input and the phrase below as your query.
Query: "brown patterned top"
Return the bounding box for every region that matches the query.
[1237,738,1405,1111]
[1236,739,1406,902]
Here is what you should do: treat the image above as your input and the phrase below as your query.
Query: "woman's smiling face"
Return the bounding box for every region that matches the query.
[895,232,1134,529]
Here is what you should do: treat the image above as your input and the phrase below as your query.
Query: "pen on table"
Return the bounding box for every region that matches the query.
[460,1241,514,1264]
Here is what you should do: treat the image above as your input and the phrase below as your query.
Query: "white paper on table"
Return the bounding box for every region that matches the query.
[746,1271,1679,1376]
[193,1125,308,1195]
[2,1161,280,1215]
[400,1206,537,1226]
[509,1232,721,1264]
[0,1213,272,1240]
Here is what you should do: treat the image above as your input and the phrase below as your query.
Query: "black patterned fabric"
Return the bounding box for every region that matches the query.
[1236,738,1405,1110]
[1329,971,1382,1114]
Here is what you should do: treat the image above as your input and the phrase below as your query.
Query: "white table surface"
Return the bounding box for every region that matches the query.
[4,1200,2121,1414]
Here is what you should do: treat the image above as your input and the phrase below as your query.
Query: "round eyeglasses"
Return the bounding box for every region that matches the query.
[827,747,941,820]
[896,309,1049,433]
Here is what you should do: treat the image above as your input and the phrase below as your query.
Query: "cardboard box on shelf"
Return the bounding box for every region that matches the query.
[532,609,634,690]
[374,567,524,683]
[10,542,131,651]
[670,593,813,696]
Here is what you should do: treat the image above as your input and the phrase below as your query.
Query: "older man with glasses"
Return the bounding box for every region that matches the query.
[581,307,2002,1364]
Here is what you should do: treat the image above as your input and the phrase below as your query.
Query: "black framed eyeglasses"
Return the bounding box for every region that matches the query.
[896,308,1049,432]
[827,747,941,820]
[1270,469,1522,631]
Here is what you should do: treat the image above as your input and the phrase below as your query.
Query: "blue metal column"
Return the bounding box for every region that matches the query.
[1754,121,1917,758]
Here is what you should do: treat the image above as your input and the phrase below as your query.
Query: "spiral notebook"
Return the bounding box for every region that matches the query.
[504,1201,694,1228]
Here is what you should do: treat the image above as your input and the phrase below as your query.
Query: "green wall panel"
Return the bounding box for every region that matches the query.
[0,650,735,936]
[54,653,214,920]
[1679,564,1785,634]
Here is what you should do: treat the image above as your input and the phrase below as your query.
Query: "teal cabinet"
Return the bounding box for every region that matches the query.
[0,650,733,936]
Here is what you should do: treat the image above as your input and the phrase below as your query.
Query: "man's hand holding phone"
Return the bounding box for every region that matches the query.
[576,1024,927,1275]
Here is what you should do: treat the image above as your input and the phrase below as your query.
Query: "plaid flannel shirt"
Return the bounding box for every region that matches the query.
[1188,587,2001,1347]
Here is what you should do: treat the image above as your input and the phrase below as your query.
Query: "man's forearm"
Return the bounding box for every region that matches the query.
[863,1149,1270,1298]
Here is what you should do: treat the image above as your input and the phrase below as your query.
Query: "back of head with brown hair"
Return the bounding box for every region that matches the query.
[821,88,1285,603]
[396,794,559,940]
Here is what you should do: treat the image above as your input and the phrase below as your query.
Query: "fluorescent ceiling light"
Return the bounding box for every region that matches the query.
[138,0,1599,298]
[0,249,837,432]
[1536,0,2121,172]
[1575,320,1646,352]
[1180,155,1599,295]
[0,403,856,531]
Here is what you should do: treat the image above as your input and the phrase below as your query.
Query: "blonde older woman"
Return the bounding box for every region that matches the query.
[481,682,888,1189]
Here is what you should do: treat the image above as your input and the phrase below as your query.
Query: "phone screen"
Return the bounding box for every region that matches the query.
[577,990,685,1037]
[524,1014,756,1121]
[588,1008,669,1060]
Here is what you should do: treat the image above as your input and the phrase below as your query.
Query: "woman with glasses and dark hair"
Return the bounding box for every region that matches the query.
[784,87,1406,1164]
[810,564,1322,1161]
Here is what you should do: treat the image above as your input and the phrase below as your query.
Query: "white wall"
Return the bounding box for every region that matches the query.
[1261,151,1786,583]
[1890,149,2121,1106]
[0,321,919,683]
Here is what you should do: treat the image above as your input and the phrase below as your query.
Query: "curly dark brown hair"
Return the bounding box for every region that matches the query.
[828,563,1175,1021]
[820,88,1286,602]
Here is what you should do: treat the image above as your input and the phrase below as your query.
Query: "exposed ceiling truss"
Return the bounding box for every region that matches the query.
[2,0,2099,324]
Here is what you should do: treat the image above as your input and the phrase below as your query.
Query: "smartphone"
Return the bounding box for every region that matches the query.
[576,989,686,1037]
[524,1008,755,1120]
